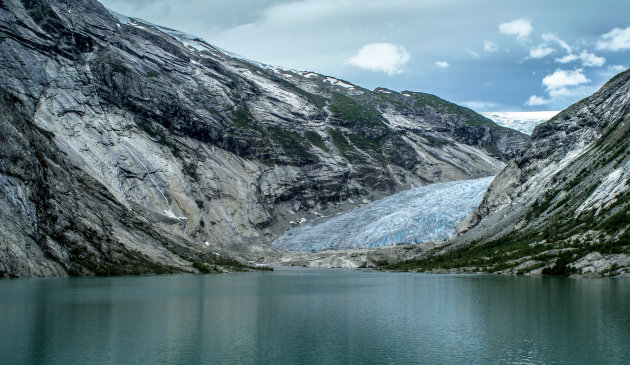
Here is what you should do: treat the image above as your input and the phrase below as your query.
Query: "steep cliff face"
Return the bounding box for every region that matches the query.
[457,69,630,242]
[0,0,526,277]
[394,69,630,276]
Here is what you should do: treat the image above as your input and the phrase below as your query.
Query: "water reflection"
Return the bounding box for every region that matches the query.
[0,272,628,364]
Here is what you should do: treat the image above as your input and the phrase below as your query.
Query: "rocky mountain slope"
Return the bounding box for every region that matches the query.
[0,0,526,277]
[388,68,630,277]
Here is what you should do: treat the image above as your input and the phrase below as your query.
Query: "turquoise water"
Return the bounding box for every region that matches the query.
[1,270,629,364]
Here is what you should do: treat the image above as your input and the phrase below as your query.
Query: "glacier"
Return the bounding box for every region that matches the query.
[481,111,559,134]
[272,177,494,252]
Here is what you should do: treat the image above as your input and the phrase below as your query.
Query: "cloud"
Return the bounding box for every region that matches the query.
[525,95,550,106]
[542,69,590,98]
[484,40,498,52]
[529,46,554,59]
[555,50,605,67]
[542,33,572,53]
[462,101,499,111]
[578,51,606,67]
[346,43,410,75]
[498,18,532,42]
[532,33,604,67]
[555,54,579,63]
[598,64,629,81]
[596,26,630,51]
[101,0,630,112]
[435,61,450,69]
[466,49,481,58]
[608,64,628,74]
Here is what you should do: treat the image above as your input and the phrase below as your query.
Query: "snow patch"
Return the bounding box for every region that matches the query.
[324,77,354,89]
[163,209,187,220]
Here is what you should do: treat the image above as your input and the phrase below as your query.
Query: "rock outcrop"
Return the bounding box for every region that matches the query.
[0,0,526,277]
[397,68,630,276]
[457,69,630,244]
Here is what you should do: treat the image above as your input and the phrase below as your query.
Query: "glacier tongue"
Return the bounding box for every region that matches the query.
[273,177,494,252]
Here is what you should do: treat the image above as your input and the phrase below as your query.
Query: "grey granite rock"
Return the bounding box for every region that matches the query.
[0,0,527,277]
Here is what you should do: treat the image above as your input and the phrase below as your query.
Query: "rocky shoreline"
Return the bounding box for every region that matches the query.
[268,244,630,278]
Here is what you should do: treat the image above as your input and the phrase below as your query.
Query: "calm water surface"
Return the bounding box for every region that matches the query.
[1,269,629,364]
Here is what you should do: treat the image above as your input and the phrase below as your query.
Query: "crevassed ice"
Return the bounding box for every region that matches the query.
[481,111,559,134]
[273,177,494,252]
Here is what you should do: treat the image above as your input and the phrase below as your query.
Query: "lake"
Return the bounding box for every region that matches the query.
[1,270,629,364]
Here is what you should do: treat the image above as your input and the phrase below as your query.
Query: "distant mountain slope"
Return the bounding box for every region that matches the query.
[388,68,630,276]
[0,0,526,277]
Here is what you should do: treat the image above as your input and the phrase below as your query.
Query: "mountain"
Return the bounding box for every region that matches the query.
[388,68,630,277]
[0,0,526,278]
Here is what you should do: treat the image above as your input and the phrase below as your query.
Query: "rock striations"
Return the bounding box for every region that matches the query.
[457,68,630,244]
[0,0,526,277]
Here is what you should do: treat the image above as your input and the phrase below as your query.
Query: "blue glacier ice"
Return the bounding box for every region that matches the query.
[272,176,494,252]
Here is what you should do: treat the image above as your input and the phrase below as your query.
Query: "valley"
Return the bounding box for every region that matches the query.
[0,0,628,278]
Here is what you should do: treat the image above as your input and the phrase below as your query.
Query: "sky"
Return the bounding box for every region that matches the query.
[100,0,630,112]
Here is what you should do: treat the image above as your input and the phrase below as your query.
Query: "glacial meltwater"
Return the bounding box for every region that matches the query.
[1,270,629,364]
[273,177,493,252]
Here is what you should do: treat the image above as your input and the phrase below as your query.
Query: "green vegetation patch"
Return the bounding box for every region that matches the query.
[329,93,384,127]
[347,132,385,152]
[410,92,495,127]
[110,63,131,74]
[328,128,358,161]
[136,119,180,155]
[233,106,256,129]
[304,131,328,151]
[193,258,273,273]
[267,126,317,162]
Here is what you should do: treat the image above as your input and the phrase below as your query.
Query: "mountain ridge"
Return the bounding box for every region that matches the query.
[386,68,630,277]
[0,0,526,277]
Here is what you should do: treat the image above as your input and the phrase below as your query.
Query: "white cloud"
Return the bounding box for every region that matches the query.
[525,95,550,106]
[548,87,575,98]
[462,101,499,111]
[484,40,498,52]
[555,51,605,67]
[529,46,554,59]
[598,65,629,81]
[542,33,573,53]
[555,54,579,63]
[608,64,628,74]
[596,26,630,51]
[498,18,532,42]
[435,61,449,69]
[466,48,481,58]
[346,43,410,75]
[578,51,605,67]
[542,69,590,94]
